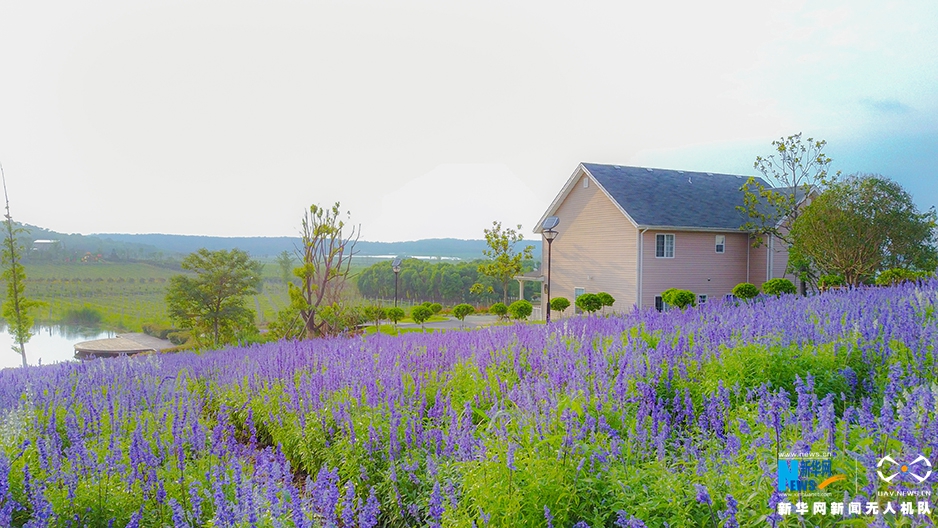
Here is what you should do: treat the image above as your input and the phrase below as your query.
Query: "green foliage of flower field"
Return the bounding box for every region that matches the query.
[0,282,936,526]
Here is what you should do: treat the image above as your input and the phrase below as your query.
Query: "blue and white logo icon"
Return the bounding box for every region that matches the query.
[877,455,932,484]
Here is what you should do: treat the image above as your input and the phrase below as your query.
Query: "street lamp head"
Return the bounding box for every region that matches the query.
[542,216,560,242]
[542,216,560,231]
[392,257,402,273]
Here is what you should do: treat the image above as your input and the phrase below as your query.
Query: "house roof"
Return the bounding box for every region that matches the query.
[537,163,789,232]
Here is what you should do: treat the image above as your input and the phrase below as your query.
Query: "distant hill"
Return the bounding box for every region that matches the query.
[20,224,163,261]
[93,234,542,261]
[18,224,541,262]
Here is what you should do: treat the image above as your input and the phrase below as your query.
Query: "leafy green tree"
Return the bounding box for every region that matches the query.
[790,174,938,286]
[452,303,475,323]
[166,248,262,347]
[762,278,796,297]
[490,302,508,320]
[732,283,759,300]
[275,250,295,287]
[387,307,405,325]
[478,221,534,306]
[1,166,41,368]
[470,282,496,304]
[550,297,570,314]
[662,289,696,309]
[508,300,533,320]
[410,305,433,328]
[597,292,615,314]
[575,293,602,314]
[429,302,443,314]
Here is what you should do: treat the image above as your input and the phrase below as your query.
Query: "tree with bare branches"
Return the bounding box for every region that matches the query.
[738,133,839,246]
[270,203,360,339]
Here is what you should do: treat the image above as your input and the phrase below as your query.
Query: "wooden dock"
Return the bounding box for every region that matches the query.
[74,333,174,360]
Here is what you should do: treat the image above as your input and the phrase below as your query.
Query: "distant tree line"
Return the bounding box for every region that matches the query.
[356,258,540,305]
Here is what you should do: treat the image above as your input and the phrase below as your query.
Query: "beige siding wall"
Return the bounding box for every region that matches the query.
[641,231,752,307]
[747,235,795,287]
[770,236,796,282]
[749,241,768,287]
[543,173,638,317]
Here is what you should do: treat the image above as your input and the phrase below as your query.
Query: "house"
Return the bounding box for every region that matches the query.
[534,163,797,315]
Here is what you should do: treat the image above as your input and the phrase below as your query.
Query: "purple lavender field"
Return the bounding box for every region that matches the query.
[1,282,936,527]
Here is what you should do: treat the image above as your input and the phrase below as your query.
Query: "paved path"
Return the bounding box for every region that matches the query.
[395,314,499,330]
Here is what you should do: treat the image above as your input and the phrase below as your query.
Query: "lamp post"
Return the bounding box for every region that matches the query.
[541,216,559,323]
[392,258,402,308]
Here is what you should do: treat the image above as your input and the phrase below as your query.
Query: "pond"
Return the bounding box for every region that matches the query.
[0,325,115,370]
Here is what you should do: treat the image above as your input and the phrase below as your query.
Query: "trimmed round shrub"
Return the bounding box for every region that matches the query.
[490,302,508,319]
[386,307,405,324]
[362,305,386,325]
[167,331,191,345]
[429,303,443,314]
[663,289,696,310]
[508,300,533,320]
[818,274,845,290]
[142,323,174,340]
[452,303,475,321]
[550,297,570,313]
[575,293,602,314]
[410,306,433,326]
[732,282,759,300]
[763,278,796,297]
[597,292,615,309]
[875,268,928,286]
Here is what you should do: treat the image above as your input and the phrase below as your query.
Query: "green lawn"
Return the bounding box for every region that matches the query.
[19,262,294,332]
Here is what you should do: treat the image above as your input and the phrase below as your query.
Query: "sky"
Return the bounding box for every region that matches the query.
[1,0,936,242]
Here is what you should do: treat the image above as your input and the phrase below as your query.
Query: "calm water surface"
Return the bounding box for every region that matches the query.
[0,325,115,370]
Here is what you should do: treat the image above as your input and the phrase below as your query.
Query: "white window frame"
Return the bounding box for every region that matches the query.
[655,233,675,258]
[574,287,586,314]
[698,294,708,304]
[715,235,725,254]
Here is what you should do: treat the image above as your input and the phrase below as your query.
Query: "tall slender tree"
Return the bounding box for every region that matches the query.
[269,203,360,339]
[478,221,533,305]
[1,163,41,368]
[739,133,838,246]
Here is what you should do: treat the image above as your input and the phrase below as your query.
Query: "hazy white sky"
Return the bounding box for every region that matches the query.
[2,0,936,241]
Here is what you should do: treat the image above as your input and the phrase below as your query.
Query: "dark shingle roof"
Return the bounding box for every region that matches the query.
[581,163,775,230]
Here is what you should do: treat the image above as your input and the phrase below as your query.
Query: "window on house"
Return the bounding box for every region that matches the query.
[655,234,674,258]
[574,287,585,314]
[715,235,725,254]
[698,294,708,304]
[582,177,589,188]
[654,296,664,312]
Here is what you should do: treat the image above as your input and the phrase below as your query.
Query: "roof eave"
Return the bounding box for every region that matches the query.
[534,164,640,234]
[636,225,754,234]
